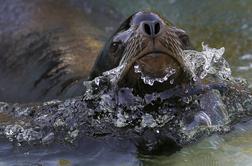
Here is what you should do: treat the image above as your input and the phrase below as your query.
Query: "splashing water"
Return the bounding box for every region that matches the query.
[134,64,176,86]
[132,43,232,86]
[0,41,252,166]
[0,42,246,146]
[184,43,232,81]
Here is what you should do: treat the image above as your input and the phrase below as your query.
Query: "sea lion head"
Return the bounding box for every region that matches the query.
[90,11,193,94]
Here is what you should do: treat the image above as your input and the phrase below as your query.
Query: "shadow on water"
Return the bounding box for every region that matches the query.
[0,0,252,166]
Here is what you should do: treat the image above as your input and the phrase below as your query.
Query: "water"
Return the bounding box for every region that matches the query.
[0,136,139,166]
[0,45,251,166]
[140,120,252,166]
[1,1,252,166]
[134,64,176,86]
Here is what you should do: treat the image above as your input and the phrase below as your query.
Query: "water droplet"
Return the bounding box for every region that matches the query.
[134,65,176,86]
[183,43,231,81]
[141,114,157,128]
[94,77,100,86]
[193,77,197,82]
[170,79,174,84]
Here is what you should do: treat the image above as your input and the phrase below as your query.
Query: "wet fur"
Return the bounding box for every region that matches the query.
[0,0,102,102]
[90,13,193,82]
[0,3,192,103]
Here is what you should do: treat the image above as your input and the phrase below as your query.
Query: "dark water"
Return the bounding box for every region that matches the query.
[0,1,252,166]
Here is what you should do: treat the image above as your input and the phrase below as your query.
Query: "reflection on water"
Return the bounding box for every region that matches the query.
[235,53,252,88]
[0,136,139,166]
[140,120,252,166]
[0,0,252,166]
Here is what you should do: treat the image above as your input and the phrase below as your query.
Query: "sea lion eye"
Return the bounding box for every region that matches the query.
[109,42,121,55]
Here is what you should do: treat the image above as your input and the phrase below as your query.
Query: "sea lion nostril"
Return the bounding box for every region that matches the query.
[154,22,160,35]
[142,21,161,37]
[144,23,152,36]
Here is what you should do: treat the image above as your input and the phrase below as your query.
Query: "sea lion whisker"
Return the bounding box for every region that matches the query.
[121,36,138,64]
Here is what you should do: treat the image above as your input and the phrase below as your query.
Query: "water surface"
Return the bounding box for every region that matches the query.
[0,1,252,166]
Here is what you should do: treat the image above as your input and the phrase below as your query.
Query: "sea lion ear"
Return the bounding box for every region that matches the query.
[88,14,136,80]
[174,28,194,50]
[115,12,138,32]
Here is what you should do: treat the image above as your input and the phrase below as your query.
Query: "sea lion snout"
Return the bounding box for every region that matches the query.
[116,12,185,92]
[90,11,193,94]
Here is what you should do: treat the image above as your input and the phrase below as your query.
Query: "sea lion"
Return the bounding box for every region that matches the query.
[0,0,103,103]
[0,8,192,102]
[90,11,193,94]
[0,9,252,156]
